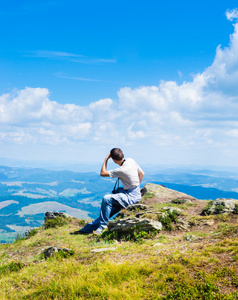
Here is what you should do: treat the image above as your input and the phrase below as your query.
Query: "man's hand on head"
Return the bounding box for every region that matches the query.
[106,153,111,160]
[100,153,111,177]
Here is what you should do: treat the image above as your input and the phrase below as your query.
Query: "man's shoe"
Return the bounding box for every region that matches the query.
[93,228,103,235]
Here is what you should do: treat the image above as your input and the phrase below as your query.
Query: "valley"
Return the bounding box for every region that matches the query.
[1,165,238,243]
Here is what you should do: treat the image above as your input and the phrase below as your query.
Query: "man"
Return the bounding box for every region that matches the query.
[74,148,145,235]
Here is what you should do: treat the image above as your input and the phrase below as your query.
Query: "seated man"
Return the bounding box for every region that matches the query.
[75,148,145,235]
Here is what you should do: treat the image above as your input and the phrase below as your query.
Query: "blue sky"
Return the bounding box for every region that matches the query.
[1,1,238,168]
[1,0,236,103]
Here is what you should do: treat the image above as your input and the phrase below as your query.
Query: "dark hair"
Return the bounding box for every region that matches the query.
[110,148,124,161]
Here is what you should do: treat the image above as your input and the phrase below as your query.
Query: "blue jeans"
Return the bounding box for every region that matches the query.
[81,194,124,233]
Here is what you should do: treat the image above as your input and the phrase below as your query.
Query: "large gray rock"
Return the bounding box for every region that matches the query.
[207,198,238,214]
[141,183,196,201]
[107,217,162,233]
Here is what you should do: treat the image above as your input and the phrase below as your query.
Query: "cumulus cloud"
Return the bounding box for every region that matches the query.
[1,10,238,165]
[226,9,238,21]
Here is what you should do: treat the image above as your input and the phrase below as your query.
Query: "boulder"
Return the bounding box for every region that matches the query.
[206,198,238,215]
[107,217,162,233]
[141,183,196,201]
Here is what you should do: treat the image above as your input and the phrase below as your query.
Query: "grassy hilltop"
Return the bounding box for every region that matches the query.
[0,186,238,300]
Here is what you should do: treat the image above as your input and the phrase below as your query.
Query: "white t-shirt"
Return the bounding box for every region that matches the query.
[108,158,143,190]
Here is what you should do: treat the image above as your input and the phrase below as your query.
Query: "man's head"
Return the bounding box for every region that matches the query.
[110,148,124,161]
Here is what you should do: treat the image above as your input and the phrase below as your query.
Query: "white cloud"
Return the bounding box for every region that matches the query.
[55,73,104,82]
[25,50,117,64]
[226,9,238,21]
[1,11,238,166]
[25,50,83,58]
[0,87,92,125]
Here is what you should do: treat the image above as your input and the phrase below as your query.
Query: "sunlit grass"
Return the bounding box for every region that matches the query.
[0,214,238,299]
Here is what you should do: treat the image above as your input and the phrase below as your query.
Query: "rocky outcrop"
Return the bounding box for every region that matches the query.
[141,183,196,202]
[107,184,238,234]
[44,212,71,223]
[205,198,238,215]
[107,217,162,233]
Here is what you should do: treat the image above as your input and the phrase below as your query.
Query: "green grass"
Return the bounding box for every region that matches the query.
[1,250,237,300]
[0,261,25,276]
[0,212,238,299]
[157,210,179,231]
[142,192,155,200]
[44,216,71,229]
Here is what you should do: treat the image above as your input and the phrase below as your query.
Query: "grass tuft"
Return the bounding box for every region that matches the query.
[98,225,158,243]
[44,216,69,229]
[0,261,25,275]
[157,210,178,231]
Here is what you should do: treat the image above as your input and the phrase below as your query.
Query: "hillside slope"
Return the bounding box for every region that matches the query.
[0,184,238,299]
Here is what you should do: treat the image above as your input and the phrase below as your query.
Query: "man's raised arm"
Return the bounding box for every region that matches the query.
[100,153,111,177]
[138,171,145,183]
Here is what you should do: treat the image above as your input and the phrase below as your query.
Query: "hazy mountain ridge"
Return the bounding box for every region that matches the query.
[1,165,238,243]
[146,171,238,192]
[0,166,114,242]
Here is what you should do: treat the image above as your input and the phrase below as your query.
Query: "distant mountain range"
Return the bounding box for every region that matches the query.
[1,165,238,243]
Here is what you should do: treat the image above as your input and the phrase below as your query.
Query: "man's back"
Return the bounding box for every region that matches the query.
[108,158,143,190]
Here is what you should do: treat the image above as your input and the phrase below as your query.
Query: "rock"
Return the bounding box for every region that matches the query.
[153,243,164,247]
[161,207,182,214]
[42,247,74,259]
[116,211,130,219]
[141,183,196,201]
[185,234,198,242]
[42,246,58,258]
[44,211,71,222]
[176,217,191,231]
[198,219,215,226]
[135,213,145,218]
[126,204,149,211]
[91,247,117,253]
[25,228,37,236]
[206,198,238,215]
[107,217,162,233]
